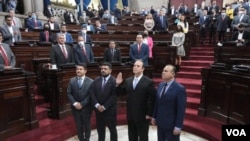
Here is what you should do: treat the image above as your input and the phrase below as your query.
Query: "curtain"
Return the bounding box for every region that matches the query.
[110,0,117,11]
[100,0,108,10]
[84,0,92,10]
[122,0,128,6]
[43,0,51,16]
[75,0,81,18]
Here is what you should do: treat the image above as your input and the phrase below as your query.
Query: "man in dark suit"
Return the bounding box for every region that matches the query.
[27,12,43,31]
[0,32,16,69]
[79,26,92,47]
[155,10,169,31]
[47,16,60,30]
[103,40,121,63]
[129,33,149,66]
[94,20,107,33]
[50,33,74,67]
[44,4,54,18]
[216,8,230,46]
[90,62,118,141]
[57,24,74,44]
[231,24,249,46]
[116,60,156,141]
[199,9,210,44]
[151,64,186,141]
[67,63,94,141]
[73,35,94,64]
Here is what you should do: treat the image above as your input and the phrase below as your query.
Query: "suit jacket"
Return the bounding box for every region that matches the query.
[129,43,149,66]
[216,15,230,31]
[0,43,16,69]
[95,24,107,33]
[231,31,249,44]
[90,76,117,118]
[78,15,90,24]
[39,31,54,42]
[199,15,210,28]
[50,44,75,67]
[79,32,92,46]
[103,48,121,62]
[3,17,22,28]
[48,22,60,30]
[119,76,156,122]
[27,18,43,30]
[153,81,186,129]
[67,76,94,111]
[155,15,168,31]
[231,15,250,29]
[44,8,54,18]
[57,32,74,44]
[73,43,94,64]
[0,25,22,45]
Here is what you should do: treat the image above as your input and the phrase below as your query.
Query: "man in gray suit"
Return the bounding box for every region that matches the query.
[0,15,22,46]
[2,10,22,28]
[67,63,94,141]
[0,32,16,70]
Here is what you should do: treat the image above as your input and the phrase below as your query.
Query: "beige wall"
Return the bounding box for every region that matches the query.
[128,0,169,12]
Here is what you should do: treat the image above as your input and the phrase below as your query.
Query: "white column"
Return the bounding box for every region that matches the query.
[33,0,45,18]
[23,0,32,15]
[80,0,83,11]
[108,0,110,11]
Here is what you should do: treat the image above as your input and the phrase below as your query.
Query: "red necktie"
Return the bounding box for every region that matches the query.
[0,45,9,66]
[82,46,88,63]
[34,20,37,27]
[61,45,67,58]
[138,44,142,53]
[45,31,49,42]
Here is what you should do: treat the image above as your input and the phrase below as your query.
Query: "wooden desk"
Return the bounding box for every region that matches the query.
[0,69,38,140]
[198,68,250,124]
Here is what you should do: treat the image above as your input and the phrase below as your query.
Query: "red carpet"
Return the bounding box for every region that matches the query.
[6,45,222,141]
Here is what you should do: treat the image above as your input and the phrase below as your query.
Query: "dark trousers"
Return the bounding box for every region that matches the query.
[217,30,226,42]
[200,27,207,43]
[128,119,149,141]
[96,112,118,141]
[157,127,180,141]
[209,27,217,43]
[72,108,91,141]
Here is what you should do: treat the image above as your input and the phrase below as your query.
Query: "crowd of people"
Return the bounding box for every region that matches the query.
[2,0,250,140]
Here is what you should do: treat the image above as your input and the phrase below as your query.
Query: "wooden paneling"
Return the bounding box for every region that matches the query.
[199,68,250,124]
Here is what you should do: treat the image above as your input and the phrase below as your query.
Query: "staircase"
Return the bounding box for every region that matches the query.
[177,45,222,141]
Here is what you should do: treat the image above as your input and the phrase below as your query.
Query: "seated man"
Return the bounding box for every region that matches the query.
[57,24,74,44]
[107,14,118,25]
[0,32,16,70]
[50,33,74,67]
[27,12,43,31]
[103,40,121,63]
[94,20,107,33]
[73,35,94,64]
[231,24,249,46]
[47,16,60,30]
[79,25,92,47]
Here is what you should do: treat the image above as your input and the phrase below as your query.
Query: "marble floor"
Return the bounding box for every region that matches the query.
[65,125,208,141]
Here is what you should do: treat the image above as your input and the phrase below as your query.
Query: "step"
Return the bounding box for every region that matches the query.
[176,71,201,79]
[189,50,214,56]
[179,66,205,72]
[191,47,214,51]
[185,108,222,128]
[176,78,201,90]
[186,89,201,98]
[35,94,46,106]
[187,97,200,109]
[189,55,214,61]
[181,60,213,66]
[183,118,221,141]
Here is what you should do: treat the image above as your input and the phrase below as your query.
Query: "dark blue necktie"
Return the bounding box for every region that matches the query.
[160,83,168,98]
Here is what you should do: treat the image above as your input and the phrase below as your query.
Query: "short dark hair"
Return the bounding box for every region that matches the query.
[5,15,12,20]
[101,62,112,69]
[135,59,145,68]
[76,63,87,70]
